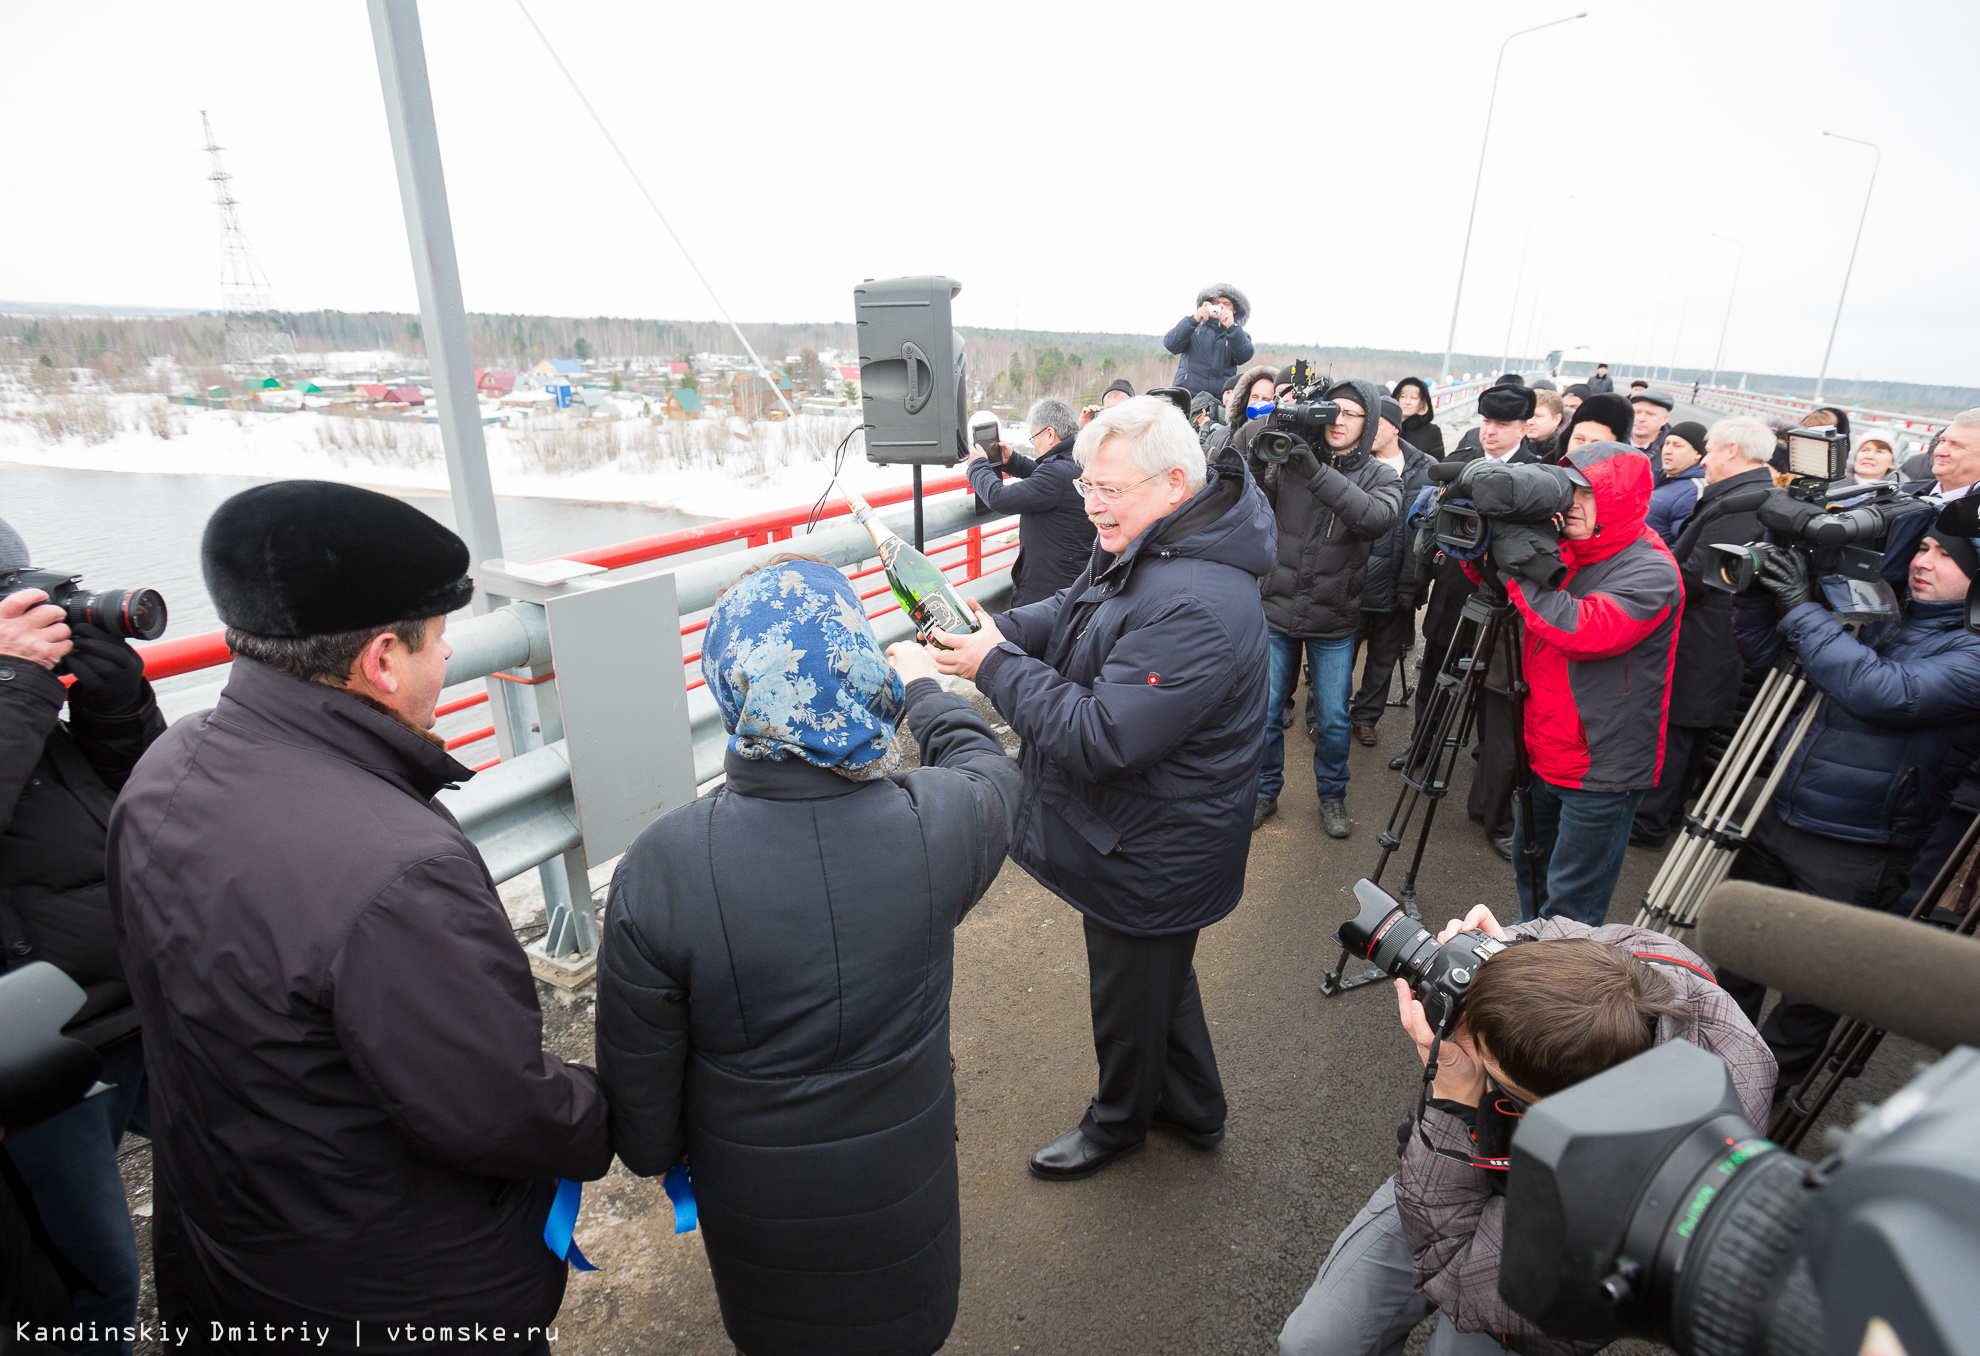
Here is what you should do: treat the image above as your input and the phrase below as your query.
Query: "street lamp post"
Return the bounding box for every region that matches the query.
[1501,193,1574,374]
[1438,10,1588,386]
[1708,233,1744,390]
[1815,131,1880,404]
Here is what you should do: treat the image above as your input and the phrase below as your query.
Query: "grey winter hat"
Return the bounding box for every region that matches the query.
[1103,377,1136,399]
[1631,389,1675,412]
[0,517,27,573]
[1379,397,1405,429]
[1530,378,1558,392]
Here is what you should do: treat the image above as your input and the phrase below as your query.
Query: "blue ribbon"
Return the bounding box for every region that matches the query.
[543,1178,598,1271]
[663,1160,697,1234]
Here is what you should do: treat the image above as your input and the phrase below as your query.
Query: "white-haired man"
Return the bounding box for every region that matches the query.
[1632,417,1780,847]
[930,397,1277,1180]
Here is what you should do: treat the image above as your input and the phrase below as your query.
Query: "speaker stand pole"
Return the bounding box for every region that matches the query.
[912,464,925,551]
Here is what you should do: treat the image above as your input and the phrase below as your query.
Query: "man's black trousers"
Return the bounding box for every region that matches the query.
[1078,916,1226,1149]
[1350,608,1414,728]
[1632,722,1712,845]
[1719,810,1917,1088]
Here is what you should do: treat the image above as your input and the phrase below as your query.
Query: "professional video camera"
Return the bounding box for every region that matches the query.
[0,568,168,641]
[1250,358,1339,463]
[1334,878,1503,1035]
[1503,1040,1978,1354]
[1421,457,1577,591]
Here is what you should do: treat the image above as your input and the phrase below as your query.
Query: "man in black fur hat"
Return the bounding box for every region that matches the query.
[108,480,609,1352]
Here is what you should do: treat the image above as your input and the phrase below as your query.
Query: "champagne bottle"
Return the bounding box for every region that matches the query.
[841,487,980,644]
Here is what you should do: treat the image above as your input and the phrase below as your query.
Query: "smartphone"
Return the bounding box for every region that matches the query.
[971,421,1000,453]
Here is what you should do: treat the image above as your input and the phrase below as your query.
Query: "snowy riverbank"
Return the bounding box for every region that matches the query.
[0,392,951,517]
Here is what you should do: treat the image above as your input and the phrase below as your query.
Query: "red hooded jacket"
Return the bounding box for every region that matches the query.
[1509,442,1683,791]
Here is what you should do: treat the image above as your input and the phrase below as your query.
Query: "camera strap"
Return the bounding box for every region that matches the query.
[1416,1034,1511,1172]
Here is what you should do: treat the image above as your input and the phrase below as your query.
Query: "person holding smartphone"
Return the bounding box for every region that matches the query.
[1162,284,1254,398]
[966,397,1096,606]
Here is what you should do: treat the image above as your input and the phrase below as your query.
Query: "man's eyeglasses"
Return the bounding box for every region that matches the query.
[1074,474,1159,505]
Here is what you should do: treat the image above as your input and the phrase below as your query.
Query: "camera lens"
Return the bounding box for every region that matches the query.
[79,588,169,641]
[1337,880,1443,988]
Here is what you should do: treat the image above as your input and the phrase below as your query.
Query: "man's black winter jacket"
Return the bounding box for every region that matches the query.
[976,446,1276,936]
[966,445,1094,607]
[0,658,161,1048]
[1247,378,1404,640]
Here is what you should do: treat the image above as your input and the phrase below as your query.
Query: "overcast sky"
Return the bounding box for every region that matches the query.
[3,0,1973,386]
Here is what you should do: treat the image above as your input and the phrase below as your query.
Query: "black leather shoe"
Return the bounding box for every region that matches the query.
[1028,1128,1144,1181]
[1629,831,1666,850]
[1150,1108,1226,1148]
[1388,752,1408,771]
[1489,832,1515,862]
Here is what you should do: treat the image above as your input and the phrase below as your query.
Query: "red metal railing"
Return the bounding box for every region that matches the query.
[134,473,1014,765]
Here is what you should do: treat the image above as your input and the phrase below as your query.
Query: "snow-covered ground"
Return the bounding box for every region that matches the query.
[0,390,980,517]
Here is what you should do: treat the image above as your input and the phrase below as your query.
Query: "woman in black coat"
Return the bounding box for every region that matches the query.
[597,556,1019,1356]
[1393,375,1446,459]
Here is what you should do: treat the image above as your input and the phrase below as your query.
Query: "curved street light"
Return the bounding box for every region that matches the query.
[1815,131,1880,403]
[1438,10,1589,385]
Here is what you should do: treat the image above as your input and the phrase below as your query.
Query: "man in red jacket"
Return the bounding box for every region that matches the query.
[1508,441,1682,925]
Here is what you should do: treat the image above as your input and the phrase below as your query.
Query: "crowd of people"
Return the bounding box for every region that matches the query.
[6,276,1980,1356]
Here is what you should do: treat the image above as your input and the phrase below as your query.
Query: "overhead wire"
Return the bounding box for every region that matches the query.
[512,0,799,419]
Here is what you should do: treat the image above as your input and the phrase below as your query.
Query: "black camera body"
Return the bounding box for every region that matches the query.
[1420,459,1578,592]
[1250,359,1340,464]
[1502,1038,1980,1355]
[1336,879,1505,1035]
[0,568,168,642]
[1701,482,1925,622]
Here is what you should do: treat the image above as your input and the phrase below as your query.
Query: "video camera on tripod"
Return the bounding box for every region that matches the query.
[1249,358,1339,464]
[1639,428,1938,941]
[1700,427,1922,623]
[1417,457,1578,592]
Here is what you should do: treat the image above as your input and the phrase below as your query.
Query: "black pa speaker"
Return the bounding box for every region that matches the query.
[856,276,968,465]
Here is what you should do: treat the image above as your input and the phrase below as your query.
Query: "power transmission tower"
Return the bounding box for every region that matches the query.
[202,110,296,366]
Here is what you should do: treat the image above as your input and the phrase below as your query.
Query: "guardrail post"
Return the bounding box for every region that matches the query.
[965,524,983,580]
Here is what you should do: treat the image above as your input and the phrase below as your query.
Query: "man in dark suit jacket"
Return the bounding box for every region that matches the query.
[1405,384,1545,858]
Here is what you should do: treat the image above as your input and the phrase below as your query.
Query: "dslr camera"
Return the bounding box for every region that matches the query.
[1502,1037,1980,1354]
[1702,427,1924,622]
[0,569,168,641]
[1251,358,1340,464]
[1333,879,1504,1034]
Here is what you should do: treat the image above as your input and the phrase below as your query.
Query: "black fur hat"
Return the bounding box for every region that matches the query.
[203,480,475,638]
[1565,393,1635,445]
[1478,384,1537,422]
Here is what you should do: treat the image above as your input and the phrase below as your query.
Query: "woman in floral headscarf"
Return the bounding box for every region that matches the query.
[595,555,1020,1356]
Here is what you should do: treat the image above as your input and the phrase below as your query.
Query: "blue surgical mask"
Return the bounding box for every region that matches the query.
[1245,401,1276,421]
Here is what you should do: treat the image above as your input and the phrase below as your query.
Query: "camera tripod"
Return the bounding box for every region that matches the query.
[1322,574,1534,997]
[1767,811,1980,1151]
[1634,658,1825,939]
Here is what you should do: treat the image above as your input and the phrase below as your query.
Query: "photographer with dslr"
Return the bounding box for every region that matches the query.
[1162,285,1255,398]
[0,516,164,1355]
[1277,893,1772,1356]
[1242,379,1403,837]
[1715,522,1980,1087]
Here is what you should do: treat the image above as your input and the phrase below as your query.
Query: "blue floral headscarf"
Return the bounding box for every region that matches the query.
[703,559,908,780]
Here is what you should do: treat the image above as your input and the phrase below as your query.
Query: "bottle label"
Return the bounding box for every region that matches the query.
[915,594,968,634]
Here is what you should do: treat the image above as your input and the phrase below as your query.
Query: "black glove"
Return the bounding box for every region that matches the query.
[1283,442,1324,483]
[1759,549,1813,615]
[63,624,150,716]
